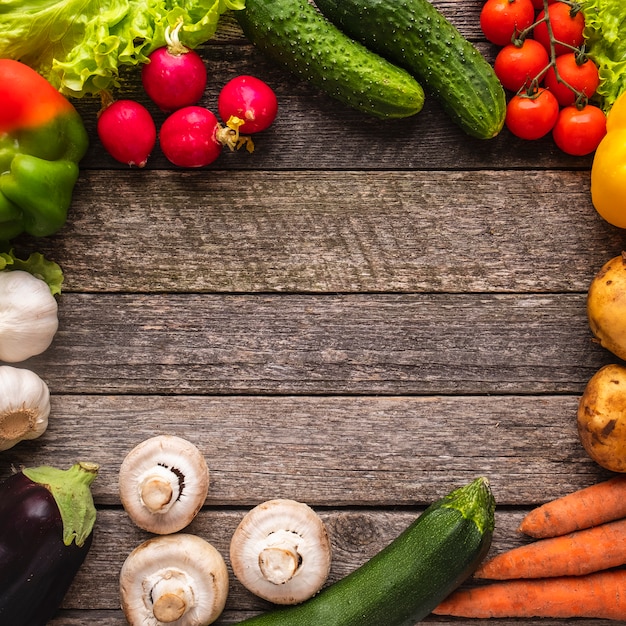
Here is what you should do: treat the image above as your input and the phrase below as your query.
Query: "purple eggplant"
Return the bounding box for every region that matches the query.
[0,462,99,626]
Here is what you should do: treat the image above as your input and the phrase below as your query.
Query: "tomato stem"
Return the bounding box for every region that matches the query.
[514,0,588,104]
[561,0,583,18]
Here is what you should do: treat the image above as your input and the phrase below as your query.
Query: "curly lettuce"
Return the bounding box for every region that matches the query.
[580,0,626,111]
[0,0,245,98]
[0,249,64,295]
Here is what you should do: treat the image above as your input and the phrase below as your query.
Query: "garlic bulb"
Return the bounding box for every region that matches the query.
[0,365,50,451]
[0,270,59,363]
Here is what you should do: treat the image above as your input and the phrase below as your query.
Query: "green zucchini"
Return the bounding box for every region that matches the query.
[234,0,425,119]
[313,0,507,139]
[235,477,495,626]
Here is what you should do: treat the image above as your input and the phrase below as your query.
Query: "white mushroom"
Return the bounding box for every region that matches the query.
[119,435,209,534]
[120,533,229,626]
[229,499,332,605]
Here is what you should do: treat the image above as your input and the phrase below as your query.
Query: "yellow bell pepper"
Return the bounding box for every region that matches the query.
[591,93,626,228]
[606,92,626,132]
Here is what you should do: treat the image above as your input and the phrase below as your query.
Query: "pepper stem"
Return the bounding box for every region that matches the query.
[23,461,99,547]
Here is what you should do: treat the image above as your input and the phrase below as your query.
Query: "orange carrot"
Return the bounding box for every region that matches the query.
[432,569,626,619]
[519,475,626,538]
[474,517,626,579]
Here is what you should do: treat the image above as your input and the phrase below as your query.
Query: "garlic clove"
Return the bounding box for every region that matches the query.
[0,365,50,451]
[0,271,59,363]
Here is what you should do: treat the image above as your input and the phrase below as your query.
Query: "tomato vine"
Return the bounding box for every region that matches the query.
[482,0,607,153]
[514,0,591,107]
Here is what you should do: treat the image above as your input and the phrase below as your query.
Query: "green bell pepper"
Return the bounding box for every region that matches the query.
[0,59,89,239]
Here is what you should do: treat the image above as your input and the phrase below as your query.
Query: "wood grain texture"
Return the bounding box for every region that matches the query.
[18,170,625,294]
[3,3,624,625]
[47,507,620,626]
[0,395,610,508]
[11,292,613,395]
[73,44,593,172]
[50,508,603,611]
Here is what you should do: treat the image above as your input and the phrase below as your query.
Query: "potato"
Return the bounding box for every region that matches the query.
[587,252,626,361]
[578,364,626,472]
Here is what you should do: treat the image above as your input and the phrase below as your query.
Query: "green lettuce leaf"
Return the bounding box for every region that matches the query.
[0,249,64,296]
[0,0,245,98]
[580,0,626,111]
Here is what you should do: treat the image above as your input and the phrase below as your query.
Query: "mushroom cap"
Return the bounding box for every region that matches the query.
[120,533,229,626]
[230,498,332,605]
[119,435,209,534]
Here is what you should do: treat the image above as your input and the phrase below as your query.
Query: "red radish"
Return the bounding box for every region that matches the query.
[159,106,223,167]
[142,20,207,112]
[97,99,156,167]
[218,75,278,133]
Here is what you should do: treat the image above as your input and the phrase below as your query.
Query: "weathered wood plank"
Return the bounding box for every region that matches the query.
[212,1,490,44]
[7,3,621,625]
[49,610,618,626]
[48,508,612,617]
[67,8,588,173]
[0,394,609,507]
[17,171,626,294]
[14,293,613,395]
[72,44,592,172]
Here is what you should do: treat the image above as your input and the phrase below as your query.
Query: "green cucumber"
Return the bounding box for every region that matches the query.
[234,0,425,119]
[313,0,507,139]
[235,477,495,626]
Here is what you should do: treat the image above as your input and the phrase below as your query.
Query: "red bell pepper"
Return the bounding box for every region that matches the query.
[0,59,88,239]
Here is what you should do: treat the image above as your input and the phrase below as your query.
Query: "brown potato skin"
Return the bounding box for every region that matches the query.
[578,364,626,472]
[587,252,626,361]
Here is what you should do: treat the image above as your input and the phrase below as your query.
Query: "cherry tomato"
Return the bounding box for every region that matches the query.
[552,105,607,156]
[505,88,560,140]
[494,39,550,92]
[533,2,585,57]
[530,0,556,10]
[544,53,600,106]
[480,0,536,46]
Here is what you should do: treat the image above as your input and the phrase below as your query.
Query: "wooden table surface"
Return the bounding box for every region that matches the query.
[3,4,626,625]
